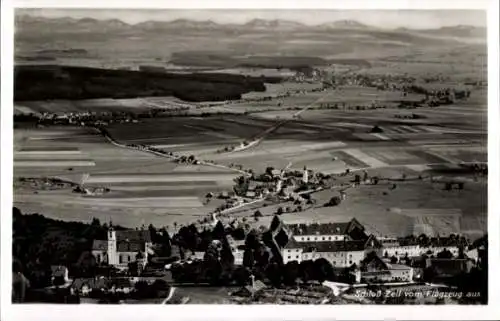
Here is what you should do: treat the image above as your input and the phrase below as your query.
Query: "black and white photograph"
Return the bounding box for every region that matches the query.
[1,0,499,318]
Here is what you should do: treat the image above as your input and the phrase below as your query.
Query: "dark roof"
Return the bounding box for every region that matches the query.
[288,222,349,236]
[365,235,383,249]
[395,238,419,246]
[361,270,391,277]
[287,218,364,236]
[92,240,107,251]
[380,239,400,247]
[361,253,389,271]
[289,240,368,252]
[116,230,152,243]
[268,215,291,248]
[117,241,145,252]
[387,263,412,270]
[264,216,290,263]
[428,237,468,247]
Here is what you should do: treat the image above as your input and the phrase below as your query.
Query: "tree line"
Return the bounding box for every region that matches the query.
[14,65,282,102]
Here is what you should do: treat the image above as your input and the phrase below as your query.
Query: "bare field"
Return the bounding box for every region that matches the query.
[14,96,196,115]
[85,173,237,184]
[225,179,486,238]
[13,126,241,225]
[14,113,487,232]
[15,160,96,167]
[72,196,205,208]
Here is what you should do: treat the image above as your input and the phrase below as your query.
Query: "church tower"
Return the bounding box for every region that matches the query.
[276,179,283,193]
[302,166,308,184]
[107,226,118,265]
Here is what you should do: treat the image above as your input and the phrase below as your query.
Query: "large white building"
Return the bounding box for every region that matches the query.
[268,216,464,276]
[281,237,382,267]
[92,228,154,270]
[279,219,383,267]
[286,218,368,243]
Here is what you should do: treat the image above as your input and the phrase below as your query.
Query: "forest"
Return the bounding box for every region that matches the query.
[14,65,282,102]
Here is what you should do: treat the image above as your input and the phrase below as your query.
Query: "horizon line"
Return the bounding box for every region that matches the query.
[15,13,486,30]
[15,9,486,29]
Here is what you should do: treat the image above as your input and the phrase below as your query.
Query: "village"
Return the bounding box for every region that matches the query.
[12,202,487,305]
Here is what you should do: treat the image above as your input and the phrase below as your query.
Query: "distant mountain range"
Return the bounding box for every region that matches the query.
[15,15,486,39]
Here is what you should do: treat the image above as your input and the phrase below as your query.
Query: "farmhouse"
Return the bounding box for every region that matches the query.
[92,227,154,270]
[358,254,414,283]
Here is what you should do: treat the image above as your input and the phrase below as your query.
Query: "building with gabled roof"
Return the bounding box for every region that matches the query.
[281,236,382,268]
[382,235,468,259]
[265,218,382,267]
[358,253,414,283]
[286,218,367,242]
[92,227,153,270]
[262,215,292,264]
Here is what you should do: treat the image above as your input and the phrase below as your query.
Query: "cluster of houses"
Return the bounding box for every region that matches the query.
[171,216,479,285]
[212,167,316,215]
[35,110,141,127]
[264,217,479,284]
[33,214,483,302]
[22,102,192,128]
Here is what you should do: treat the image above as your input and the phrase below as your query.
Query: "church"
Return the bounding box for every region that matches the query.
[91,227,154,270]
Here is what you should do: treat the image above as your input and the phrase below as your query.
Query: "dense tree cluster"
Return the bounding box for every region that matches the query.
[12,208,178,287]
[12,208,124,287]
[14,65,282,102]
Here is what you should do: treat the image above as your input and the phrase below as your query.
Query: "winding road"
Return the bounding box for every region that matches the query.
[95,127,249,176]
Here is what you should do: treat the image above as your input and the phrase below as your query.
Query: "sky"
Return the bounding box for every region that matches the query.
[17,9,486,29]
